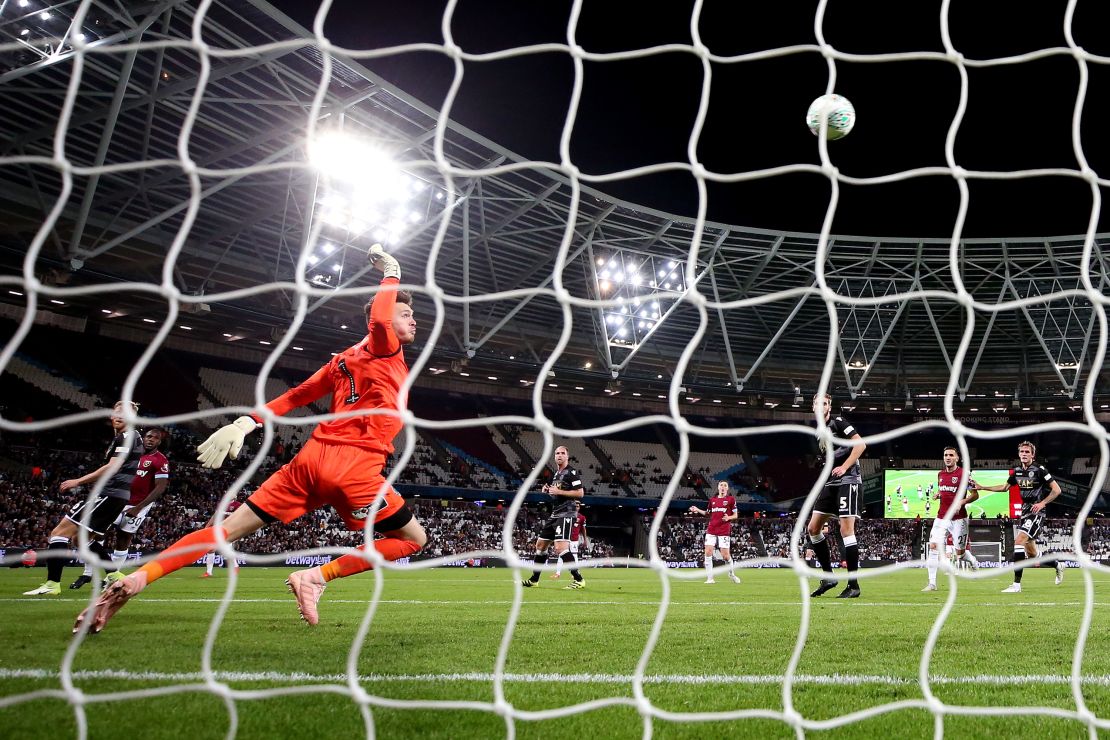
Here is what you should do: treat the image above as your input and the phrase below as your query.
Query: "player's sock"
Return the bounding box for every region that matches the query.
[111,550,129,568]
[926,545,939,586]
[204,552,215,575]
[87,540,117,573]
[704,556,713,579]
[809,533,833,573]
[528,553,544,583]
[138,527,226,584]
[554,558,562,576]
[81,562,94,577]
[1012,551,1026,584]
[726,557,735,576]
[46,537,70,584]
[842,534,859,588]
[559,551,582,582]
[319,538,423,582]
[961,550,979,568]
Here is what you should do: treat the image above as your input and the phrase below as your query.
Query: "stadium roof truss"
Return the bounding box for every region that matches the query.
[1,0,1109,406]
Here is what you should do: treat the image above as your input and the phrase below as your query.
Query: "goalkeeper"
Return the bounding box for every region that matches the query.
[76,245,426,631]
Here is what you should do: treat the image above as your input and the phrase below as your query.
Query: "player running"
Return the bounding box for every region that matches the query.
[75,244,427,631]
[688,480,741,584]
[70,427,170,589]
[972,441,1063,592]
[24,401,144,596]
[922,446,979,592]
[806,394,866,599]
[523,446,585,590]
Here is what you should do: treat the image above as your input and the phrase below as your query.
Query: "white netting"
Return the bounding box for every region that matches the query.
[1,0,1109,737]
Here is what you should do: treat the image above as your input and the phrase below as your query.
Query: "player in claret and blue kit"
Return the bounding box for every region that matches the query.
[688,480,741,584]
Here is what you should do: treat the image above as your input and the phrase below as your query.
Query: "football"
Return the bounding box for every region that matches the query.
[806,93,856,140]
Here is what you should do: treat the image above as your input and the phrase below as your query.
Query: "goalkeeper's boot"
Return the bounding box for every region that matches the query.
[1055,561,1065,585]
[836,584,862,599]
[521,579,536,588]
[24,581,61,596]
[1001,583,1022,593]
[809,579,838,598]
[564,579,584,590]
[73,571,148,633]
[69,574,93,590]
[286,568,326,626]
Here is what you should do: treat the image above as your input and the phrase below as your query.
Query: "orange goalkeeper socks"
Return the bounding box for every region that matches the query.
[138,526,227,584]
[320,538,422,583]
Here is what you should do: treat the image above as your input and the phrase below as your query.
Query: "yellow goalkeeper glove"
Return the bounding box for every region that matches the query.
[368,243,400,280]
[196,416,258,469]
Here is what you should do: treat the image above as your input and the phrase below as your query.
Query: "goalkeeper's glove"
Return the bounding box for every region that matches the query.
[196,416,258,469]
[368,243,400,280]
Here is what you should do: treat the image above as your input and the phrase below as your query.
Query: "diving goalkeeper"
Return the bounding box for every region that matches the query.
[76,244,426,631]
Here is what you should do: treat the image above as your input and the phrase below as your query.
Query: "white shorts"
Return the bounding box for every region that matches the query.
[112,502,154,534]
[705,533,731,549]
[569,541,580,554]
[929,517,968,551]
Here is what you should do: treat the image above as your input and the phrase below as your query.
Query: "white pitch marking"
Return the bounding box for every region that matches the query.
[2,667,1110,687]
[2,598,1104,608]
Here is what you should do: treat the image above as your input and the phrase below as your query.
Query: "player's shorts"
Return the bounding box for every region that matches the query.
[1016,512,1044,541]
[539,516,574,542]
[929,517,968,551]
[569,541,580,554]
[65,491,130,536]
[813,481,861,518]
[112,501,155,534]
[704,533,732,548]
[246,438,410,532]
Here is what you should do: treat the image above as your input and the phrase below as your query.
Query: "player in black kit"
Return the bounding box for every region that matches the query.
[807,394,866,599]
[522,445,586,590]
[23,401,146,596]
[973,441,1063,592]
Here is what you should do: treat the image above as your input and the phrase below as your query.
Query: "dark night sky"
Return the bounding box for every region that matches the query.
[274,0,1110,239]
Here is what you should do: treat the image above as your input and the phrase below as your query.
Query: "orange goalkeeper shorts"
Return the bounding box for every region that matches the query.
[246,438,406,531]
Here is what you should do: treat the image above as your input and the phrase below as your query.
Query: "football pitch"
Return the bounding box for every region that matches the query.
[2,566,1109,739]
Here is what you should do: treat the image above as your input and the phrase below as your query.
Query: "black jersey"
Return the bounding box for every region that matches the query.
[818,415,862,486]
[1007,464,1055,516]
[102,429,146,500]
[549,465,583,518]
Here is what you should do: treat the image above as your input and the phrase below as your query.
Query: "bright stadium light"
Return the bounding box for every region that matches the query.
[310,131,399,187]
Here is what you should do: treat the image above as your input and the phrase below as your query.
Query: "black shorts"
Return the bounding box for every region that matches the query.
[539,516,574,542]
[1017,512,1044,541]
[65,492,130,536]
[813,482,861,518]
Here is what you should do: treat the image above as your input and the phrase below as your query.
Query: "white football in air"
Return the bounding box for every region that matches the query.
[806,94,855,140]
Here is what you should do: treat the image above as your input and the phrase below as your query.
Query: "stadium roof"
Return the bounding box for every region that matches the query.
[1,0,1107,411]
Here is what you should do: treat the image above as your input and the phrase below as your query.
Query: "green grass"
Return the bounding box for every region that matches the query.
[883,470,1012,519]
[2,565,1109,739]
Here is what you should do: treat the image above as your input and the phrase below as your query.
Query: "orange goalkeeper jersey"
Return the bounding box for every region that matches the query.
[253,277,408,454]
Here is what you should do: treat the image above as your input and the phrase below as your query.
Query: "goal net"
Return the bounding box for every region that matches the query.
[1,0,1108,738]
